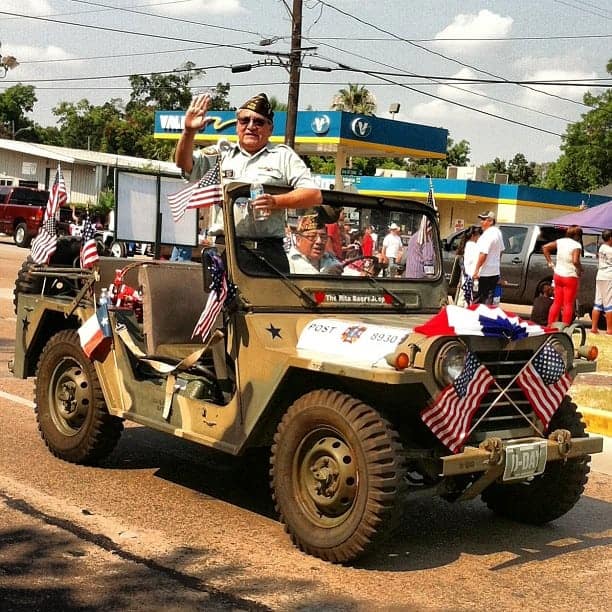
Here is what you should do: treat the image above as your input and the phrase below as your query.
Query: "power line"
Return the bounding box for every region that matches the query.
[67,0,264,37]
[311,41,578,124]
[310,34,612,42]
[0,9,256,52]
[313,0,589,107]
[553,0,612,19]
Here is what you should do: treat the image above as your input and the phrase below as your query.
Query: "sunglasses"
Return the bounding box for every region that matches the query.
[237,115,269,128]
[299,231,329,243]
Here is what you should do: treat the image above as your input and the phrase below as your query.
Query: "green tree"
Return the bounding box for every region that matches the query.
[544,59,611,192]
[52,99,124,150]
[507,153,537,185]
[331,83,377,114]
[407,137,471,177]
[210,82,232,110]
[0,84,37,139]
[127,61,203,112]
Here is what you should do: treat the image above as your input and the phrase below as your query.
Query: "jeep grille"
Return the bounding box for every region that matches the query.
[467,349,541,443]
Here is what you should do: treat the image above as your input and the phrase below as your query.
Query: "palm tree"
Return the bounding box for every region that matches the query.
[331,83,377,115]
[268,96,288,111]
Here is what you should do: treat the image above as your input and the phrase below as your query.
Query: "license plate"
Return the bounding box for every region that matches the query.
[503,441,548,481]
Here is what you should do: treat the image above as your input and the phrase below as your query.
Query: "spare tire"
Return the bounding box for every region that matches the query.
[13,237,83,314]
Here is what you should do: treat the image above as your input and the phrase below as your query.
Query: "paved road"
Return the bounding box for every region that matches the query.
[1,237,611,611]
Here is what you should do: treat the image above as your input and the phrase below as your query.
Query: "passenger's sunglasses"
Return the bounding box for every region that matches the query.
[299,231,329,243]
[237,115,269,128]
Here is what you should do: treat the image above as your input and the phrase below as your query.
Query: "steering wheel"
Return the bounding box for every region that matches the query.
[342,255,380,275]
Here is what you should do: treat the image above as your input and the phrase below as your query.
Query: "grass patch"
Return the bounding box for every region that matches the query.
[571,331,612,412]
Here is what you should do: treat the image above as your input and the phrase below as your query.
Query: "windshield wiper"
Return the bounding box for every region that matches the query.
[363,274,407,309]
[240,245,319,308]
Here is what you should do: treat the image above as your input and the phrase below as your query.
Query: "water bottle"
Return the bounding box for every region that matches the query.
[250,181,269,221]
[98,287,109,307]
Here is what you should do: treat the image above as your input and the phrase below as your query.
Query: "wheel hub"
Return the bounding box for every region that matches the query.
[50,360,91,434]
[299,435,357,518]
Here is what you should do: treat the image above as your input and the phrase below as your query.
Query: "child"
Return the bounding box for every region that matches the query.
[530,280,554,326]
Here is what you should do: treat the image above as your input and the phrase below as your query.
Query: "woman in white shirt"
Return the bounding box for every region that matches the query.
[543,225,583,325]
[454,226,482,306]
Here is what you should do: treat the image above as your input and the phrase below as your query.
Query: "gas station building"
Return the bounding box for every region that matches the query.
[154,110,608,237]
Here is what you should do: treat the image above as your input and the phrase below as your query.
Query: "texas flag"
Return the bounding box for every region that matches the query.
[414,305,547,340]
[78,304,112,359]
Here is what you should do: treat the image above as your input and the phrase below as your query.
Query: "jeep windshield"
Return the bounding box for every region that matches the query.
[228,185,442,285]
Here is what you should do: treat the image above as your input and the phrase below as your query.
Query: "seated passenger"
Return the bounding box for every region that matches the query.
[289,214,343,275]
[530,280,554,325]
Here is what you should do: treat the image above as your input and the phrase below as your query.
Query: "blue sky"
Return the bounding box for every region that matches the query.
[1,0,609,164]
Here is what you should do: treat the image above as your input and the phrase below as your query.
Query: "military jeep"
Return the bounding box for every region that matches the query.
[12,183,603,563]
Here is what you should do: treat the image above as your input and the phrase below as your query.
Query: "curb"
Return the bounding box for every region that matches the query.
[580,407,612,437]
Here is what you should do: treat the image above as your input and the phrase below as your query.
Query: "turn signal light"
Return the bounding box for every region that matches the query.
[394,352,410,370]
[576,345,598,361]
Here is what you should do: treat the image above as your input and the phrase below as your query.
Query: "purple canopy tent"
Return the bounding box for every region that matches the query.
[546,200,612,232]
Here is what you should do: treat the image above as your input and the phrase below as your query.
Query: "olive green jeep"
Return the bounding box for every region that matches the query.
[11,183,603,563]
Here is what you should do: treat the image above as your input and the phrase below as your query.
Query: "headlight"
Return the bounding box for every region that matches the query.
[434,341,467,387]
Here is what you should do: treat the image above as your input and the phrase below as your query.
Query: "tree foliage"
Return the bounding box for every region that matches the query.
[407,138,471,177]
[0,84,37,139]
[543,59,611,192]
[331,83,377,114]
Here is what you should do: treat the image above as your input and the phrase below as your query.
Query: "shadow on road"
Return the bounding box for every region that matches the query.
[101,425,612,573]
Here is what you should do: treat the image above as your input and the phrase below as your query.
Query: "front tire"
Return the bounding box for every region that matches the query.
[35,330,123,464]
[270,390,405,563]
[481,398,590,524]
[110,241,125,258]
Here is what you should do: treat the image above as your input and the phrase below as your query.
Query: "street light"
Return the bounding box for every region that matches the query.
[0,43,19,78]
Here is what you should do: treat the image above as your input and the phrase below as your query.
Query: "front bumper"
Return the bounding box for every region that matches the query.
[442,430,603,477]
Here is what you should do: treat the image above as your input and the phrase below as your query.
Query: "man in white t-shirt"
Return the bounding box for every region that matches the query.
[473,210,505,304]
[381,223,403,277]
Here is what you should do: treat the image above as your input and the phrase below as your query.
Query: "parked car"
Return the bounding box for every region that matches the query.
[442,223,599,317]
[0,186,72,247]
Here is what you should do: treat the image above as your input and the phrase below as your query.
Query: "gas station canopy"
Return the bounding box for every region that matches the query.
[155,109,447,190]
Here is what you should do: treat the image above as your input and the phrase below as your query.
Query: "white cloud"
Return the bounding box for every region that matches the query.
[2,0,52,13]
[435,9,513,50]
[518,68,597,109]
[155,0,246,15]
[8,44,76,63]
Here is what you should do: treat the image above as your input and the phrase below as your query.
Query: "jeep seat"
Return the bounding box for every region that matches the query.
[138,262,212,359]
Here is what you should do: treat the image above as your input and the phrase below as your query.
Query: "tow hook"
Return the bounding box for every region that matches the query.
[549,428,572,460]
[480,437,503,465]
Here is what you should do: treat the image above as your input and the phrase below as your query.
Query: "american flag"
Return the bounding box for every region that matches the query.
[168,161,223,222]
[80,214,99,269]
[30,216,58,264]
[192,251,236,341]
[46,165,68,219]
[517,343,572,429]
[421,352,495,453]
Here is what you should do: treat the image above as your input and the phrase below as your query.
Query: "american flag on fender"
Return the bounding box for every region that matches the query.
[517,343,572,429]
[421,352,495,453]
[168,161,223,222]
[30,216,58,264]
[46,165,68,219]
[80,214,99,269]
[192,252,236,341]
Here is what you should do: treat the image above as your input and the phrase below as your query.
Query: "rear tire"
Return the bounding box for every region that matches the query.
[270,390,405,563]
[110,241,125,258]
[35,330,123,464]
[14,222,31,248]
[481,398,590,524]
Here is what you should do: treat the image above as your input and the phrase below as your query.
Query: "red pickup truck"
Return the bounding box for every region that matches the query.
[0,186,71,247]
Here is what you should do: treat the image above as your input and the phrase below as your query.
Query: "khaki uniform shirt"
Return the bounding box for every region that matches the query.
[185,141,317,238]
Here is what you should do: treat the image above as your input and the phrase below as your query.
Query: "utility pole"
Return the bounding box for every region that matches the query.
[285,0,302,149]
